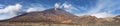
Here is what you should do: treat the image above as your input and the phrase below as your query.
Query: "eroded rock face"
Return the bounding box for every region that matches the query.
[113,15,120,22]
[72,15,98,24]
[61,19,72,23]
[73,15,117,24]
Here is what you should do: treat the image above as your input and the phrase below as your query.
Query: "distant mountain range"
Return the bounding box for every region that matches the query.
[0,8,120,24]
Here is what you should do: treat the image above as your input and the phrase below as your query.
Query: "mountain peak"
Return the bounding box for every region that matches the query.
[41,8,77,18]
[0,8,77,23]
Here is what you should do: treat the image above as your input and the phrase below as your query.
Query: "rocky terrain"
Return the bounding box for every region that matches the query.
[0,8,120,24]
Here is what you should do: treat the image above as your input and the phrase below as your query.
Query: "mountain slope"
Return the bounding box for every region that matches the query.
[41,8,77,18]
[0,8,77,23]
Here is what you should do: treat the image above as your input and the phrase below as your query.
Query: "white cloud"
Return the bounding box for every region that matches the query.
[54,3,60,8]
[62,3,72,9]
[74,0,120,18]
[82,0,120,18]
[55,2,80,13]
[54,2,80,11]
[90,12,113,18]
[89,0,110,13]
[0,3,22,20]
[85,0,110,18]
[0,4,22,15]
[28,3,48,12]
[26,8,39,12]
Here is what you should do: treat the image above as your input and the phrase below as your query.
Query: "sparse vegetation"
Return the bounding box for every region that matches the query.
[0,22,120,26]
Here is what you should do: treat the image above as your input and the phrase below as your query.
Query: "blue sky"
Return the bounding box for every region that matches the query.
[0,0,120,20]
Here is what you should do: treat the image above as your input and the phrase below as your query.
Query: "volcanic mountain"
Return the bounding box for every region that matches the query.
[0,8,77,23]
[1,8,120,24]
